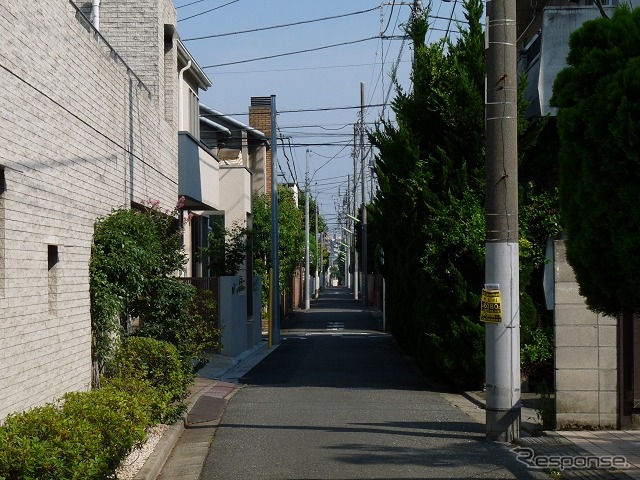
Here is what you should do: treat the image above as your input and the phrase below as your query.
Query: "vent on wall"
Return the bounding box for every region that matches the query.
[48,245,59,314]
[250,97,271,107]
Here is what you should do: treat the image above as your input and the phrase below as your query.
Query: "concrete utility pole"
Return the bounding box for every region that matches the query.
[411,0,423,66]
[319,229,324,290]
[353,125,359,300]
[270,95,281,345]
[484,0,520,441]
[315,204,319,298]
[360,82,368,306]
[305,149,311,310]
[346,175,351,289]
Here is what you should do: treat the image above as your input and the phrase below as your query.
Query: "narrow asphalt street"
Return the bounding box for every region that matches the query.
[195,286,548,480]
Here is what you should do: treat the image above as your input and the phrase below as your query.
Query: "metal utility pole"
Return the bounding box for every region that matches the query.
[305,149,311,310]
[352,125,359,301]
[270,95,281,345]
[484,0,520,441]
[360,82,368,306]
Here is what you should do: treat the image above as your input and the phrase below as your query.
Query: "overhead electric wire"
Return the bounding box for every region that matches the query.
[209,61,410,75]
[373,0,405,119]
[200,103,388,117]
[182,6,381,41]
[178,0,239,22]
[175,0,208,9]
[381,0,397,35]
[277,124,299,186]
[201,36,380,69]
[444,0,460,39]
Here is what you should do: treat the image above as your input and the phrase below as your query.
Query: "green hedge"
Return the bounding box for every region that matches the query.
[0,385,149,480]
[0,337,193,479]
[105,336,193,423]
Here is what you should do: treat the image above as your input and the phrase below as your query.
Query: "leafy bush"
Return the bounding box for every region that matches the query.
[0,384,151,480]
[90,201,188,378]
[521,327,553,379]
[90,202,221,381]
[105,336,192,423]
[101,375,166,425]
[134,277,196,360]
[0,404,104,480]
[61,387,150,470]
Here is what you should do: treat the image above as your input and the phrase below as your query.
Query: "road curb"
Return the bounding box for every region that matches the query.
[134,340,275,480]
[134,376,218,480]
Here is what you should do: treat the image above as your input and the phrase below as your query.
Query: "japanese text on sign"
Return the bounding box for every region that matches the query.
[480,288,502,323]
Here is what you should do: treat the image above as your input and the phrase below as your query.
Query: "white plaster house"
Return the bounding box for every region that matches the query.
[176,43,220,278]
[0,0,181,419]
[195,105,269,354]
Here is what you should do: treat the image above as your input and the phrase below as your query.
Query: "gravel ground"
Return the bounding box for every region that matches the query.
[115,424,169,480]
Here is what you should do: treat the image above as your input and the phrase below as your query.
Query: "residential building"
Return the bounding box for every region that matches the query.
[0,0,180,418]
[176,42,219,278]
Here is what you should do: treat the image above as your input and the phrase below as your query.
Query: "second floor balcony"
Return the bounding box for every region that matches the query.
[179,131,220,210]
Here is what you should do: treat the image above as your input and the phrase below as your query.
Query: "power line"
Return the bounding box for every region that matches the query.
[178,0,240,22]
[175,0,208,9]
[182,6,381,41]
[210,61,410,75]
[201,36,380,69]
[0,62,176,185]
[201,103,387,117]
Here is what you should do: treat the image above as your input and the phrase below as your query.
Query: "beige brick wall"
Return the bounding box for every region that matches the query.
[554,240,618,428]
[0,0,178,419]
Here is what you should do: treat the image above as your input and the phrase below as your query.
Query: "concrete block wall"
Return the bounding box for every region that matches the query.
[0,1,178,419]
[554,240,618,428]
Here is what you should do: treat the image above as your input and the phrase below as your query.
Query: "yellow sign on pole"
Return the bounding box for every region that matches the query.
[480,288,502,323]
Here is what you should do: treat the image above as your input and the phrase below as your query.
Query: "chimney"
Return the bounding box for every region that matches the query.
[249,97,273,191]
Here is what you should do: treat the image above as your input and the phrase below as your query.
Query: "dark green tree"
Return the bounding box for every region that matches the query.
[252,186,305,295]
[204,218,248,278]
[370,0,486,385]
[551,5,640,315]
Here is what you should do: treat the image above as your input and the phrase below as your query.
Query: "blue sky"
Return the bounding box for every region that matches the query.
[173,0,465,232]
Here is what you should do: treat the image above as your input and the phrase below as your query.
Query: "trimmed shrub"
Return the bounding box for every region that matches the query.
[101,375,166,425]
[61,387,150,470]
[106,336,193,422]
[0,383,150,480]
[0,404,104,480]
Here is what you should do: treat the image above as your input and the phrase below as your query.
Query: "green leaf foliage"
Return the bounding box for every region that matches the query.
[0,384,152,479]
[204,218,248,278]
[252,186,305,296]
[551,5,640,315]
[370,0,486,386]
[105,336,191,423]
[90,201,218,377]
